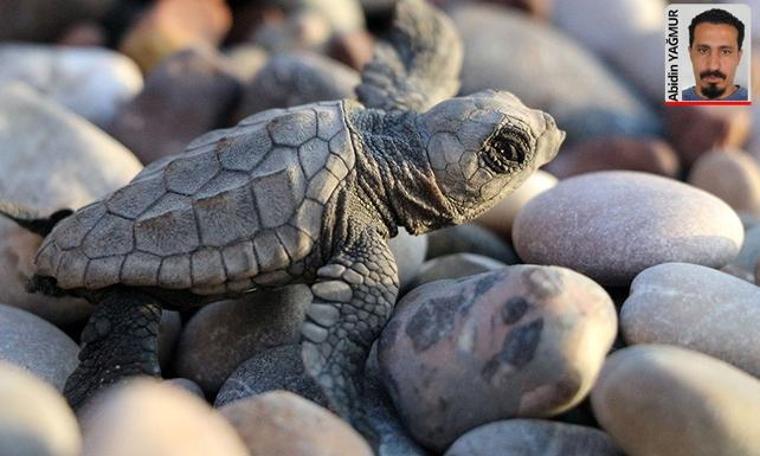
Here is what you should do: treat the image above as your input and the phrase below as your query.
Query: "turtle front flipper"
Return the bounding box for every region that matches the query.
[64,288,162,410]
[301,229,399,436]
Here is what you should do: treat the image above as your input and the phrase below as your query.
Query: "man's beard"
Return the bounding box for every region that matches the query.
[700,82,726,99]
[698,70,728,99]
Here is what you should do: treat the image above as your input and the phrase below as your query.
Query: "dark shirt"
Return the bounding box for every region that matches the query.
[682,85,748,101]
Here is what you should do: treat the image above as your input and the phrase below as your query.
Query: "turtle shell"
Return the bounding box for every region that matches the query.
[35,100,356,295]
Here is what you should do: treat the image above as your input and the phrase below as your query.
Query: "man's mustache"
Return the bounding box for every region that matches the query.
[700,70,727,80]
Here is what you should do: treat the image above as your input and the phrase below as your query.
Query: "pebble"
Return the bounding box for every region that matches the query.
[119,0,232,72]
[234,51,359,120]
[425,224,519,264]
[0,361,81,456]
[328,29,375,70]
[0,44,143,127]
[0,83,141,325]
[378,265,617,451]
[0,304,79,391]
[451,4,660,143]
[224,44,269,82]
[666,106,752,166]
[0,0,112,42]
[621,262,760,377]
[215,344,327,408]
[688,149,760,216]
[389,228,429,292]
[476,170,557,241]
[544,137,680,179]
[108,48,242,164]
[219,391,373,456]
[81,378,248,456]
[175,285,310,396]
[513,171,745,286]
[57,21,107,47]
[409,253,507,290]
[591,345,760,456]
[444,419,621,456]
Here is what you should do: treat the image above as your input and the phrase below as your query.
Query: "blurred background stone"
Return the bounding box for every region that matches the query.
[544,137,681,179]
[0,44,143,127]
[0,83,141,325]
[452,4,661,145]
[108,48,242,164]
[666,106,752,167]
[425,224,519,264]
[118,0,232,72]
[688,149,760,217]
[234,51,359,120]
[0,0,114,42]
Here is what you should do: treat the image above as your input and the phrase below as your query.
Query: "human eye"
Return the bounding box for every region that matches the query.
[721,49,733,56]
[698,47,709,55]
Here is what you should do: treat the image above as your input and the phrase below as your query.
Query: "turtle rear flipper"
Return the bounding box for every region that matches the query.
[356,0,463,112]
[0,201,72,236]
[64,288,162,410]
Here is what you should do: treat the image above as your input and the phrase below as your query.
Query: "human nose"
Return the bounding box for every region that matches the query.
[707,51,721,70]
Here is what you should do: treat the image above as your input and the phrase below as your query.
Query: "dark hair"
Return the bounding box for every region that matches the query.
[689,8,745,50]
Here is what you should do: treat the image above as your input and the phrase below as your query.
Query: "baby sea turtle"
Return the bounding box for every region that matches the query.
[1,0,564,429]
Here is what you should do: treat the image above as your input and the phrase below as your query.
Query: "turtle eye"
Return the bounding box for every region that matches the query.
[481,128,530,174]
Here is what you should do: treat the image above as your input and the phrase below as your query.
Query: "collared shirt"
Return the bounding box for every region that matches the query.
[682,85,748,101]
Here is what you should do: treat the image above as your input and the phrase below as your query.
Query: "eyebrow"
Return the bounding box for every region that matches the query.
[695,44,737,50]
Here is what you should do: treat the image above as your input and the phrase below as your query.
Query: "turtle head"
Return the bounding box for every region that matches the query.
[418,90,565,223]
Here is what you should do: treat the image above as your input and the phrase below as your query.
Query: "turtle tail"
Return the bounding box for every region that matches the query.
[0,201,72,237]
[356,0,463,113]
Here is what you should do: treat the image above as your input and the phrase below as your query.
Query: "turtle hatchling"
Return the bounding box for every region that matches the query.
[0,0,564,434]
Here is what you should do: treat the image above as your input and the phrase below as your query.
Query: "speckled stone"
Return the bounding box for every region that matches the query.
[444,419,621,456]
[389,228,429,292]
[452,4,660,142]
[666,106,752,166]
[119,0,232,72]
[513,171,744,286]
[175,285,310,396]
[621,263,760,377]
[234,51,358,120]
[544,137,680,179]
[476,170,557,241]
[409,253,507,290]
[591,345,760,456]
[379,265,617,451]
[214,344,327,408]
[0,304,79,391]
[425,224,519,265]
[0,83,141,325]
[688,149,760,216]
[219,391,372,456]
[0,361,81,456]
[81,379,247,456]
[107,48,241,164]
[0,44,143,127]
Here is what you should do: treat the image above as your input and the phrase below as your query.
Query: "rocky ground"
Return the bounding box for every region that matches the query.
[1,0,760,455]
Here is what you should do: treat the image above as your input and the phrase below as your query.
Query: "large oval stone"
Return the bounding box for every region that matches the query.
[591,345,760,456]
[0,361,81,456]
[81,379,248,456]
[378,265,617,451]
[621,262,760,377]
[444,419,621,456]
[0,304,79,391]
[0,83,142,325]
[513,171,744,286]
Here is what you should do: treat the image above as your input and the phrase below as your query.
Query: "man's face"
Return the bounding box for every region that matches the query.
[689,22,743,99]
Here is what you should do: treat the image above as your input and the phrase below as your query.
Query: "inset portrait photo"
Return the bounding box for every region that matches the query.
[665,4,752,105]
